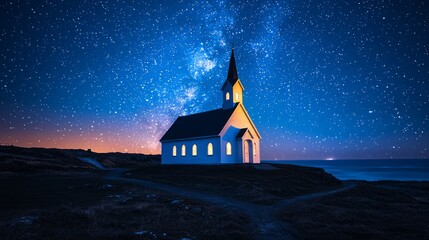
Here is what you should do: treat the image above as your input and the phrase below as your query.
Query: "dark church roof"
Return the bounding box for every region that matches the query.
[236,128,248,138]
[222,49,239,89]
[160,104,238,142]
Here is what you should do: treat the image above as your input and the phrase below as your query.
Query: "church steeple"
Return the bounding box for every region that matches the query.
[226,48,239,86]
[222,49,244,109]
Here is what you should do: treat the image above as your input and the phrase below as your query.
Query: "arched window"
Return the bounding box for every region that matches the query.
[207,143,213,156]
[235,92,239,100]
[181,145,186,156]
[172,146,177,157]
[253,143,257,156]
[226,142,232,155]
[226,92,230,100]
[192,144,197,156]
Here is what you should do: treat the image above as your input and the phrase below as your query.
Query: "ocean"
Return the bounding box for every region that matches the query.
[262,159,429,181]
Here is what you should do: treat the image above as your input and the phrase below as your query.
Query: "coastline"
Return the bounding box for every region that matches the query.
[263,159,429,181]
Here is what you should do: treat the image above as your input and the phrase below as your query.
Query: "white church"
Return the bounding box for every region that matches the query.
[160,49,261,164]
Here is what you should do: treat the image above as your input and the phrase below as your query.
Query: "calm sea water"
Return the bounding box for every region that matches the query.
[262,159,429,181]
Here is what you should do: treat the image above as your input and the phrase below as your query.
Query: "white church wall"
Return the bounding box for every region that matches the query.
[220,126,242,164]
[161,137,221,164]
[236,138,244,163]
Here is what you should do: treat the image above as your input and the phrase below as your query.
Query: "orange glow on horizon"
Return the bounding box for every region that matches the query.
[0,131,161,154]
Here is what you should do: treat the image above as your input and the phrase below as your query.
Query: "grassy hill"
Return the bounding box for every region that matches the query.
[129,164,342,204]
[0,145,160,172]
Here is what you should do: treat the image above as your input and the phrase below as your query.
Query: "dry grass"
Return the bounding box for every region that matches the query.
[0,146,92,172]
[129,164,343,204]
[0,146,160,172]
[279,181,429,240]
[0,174,253,240]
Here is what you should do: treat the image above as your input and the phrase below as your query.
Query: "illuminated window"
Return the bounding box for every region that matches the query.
[181,145,186,156]
[207,143,213,156]
[235,93,239,100]
[226,92,230,100]
[192,144,197,156]
[226,142,232,155]
[253,143,256,156]
[172,146,177,157]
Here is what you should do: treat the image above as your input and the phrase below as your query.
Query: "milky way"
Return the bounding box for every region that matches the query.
[0,0,428,159]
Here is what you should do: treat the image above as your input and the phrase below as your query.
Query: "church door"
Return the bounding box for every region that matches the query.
[244,140,253,163]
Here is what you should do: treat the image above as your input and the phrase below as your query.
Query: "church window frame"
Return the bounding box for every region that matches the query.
[226,142,232,155]
[235,92,239,100]
[181,145,186,156]
[172,145,177,157]
[207,142,213,156]
[192,144,197,156]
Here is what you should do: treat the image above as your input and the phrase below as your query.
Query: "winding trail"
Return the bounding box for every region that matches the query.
[104,168,357,240]
[77,157,108,170]
[75,147,357,239]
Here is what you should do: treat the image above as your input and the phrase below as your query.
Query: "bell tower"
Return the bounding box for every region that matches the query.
[222,49,244,109]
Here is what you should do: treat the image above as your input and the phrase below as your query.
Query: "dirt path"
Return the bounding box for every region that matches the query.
[104,169,357,240]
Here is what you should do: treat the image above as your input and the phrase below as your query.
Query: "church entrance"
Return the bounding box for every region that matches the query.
[244,140,253,163]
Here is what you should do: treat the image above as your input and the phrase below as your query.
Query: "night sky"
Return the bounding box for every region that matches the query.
[1,0,428,160]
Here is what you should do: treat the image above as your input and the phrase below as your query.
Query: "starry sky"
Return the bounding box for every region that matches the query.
[0,0,428,160]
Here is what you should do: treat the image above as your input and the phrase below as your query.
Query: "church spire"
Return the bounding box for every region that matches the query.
[226,48,239,86]
[222,49,244,109]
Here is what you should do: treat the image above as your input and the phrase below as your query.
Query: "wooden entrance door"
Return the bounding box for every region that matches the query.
[244,141,249,163]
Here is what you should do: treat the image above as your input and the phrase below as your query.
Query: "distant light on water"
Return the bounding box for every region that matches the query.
[325,157,334,161]
[262,159,429,181]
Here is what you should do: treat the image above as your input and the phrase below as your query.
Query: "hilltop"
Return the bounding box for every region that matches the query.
[0,145,160,172]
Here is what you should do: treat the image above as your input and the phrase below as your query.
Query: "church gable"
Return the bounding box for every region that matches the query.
[219,104,261,140]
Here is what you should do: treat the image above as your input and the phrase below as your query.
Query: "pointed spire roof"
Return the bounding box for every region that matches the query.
[226,48,239,86]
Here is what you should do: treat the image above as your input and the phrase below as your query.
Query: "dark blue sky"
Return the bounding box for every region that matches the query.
[0,0,428,159]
